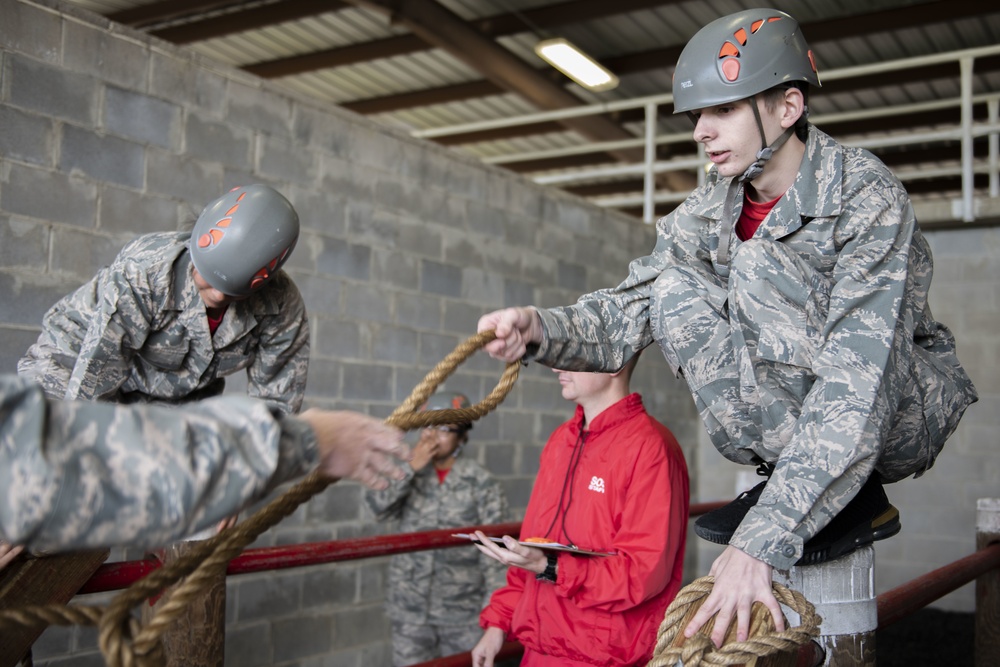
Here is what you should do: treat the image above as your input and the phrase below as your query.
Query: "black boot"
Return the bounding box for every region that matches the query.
[693,462,774,545]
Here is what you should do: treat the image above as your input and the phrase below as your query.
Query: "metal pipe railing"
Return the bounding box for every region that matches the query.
[78,501,730,595]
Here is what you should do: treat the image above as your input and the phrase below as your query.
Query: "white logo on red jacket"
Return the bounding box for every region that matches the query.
[588,476,605,493]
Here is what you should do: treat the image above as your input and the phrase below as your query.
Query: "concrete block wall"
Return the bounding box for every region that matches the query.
[0,1,699,665]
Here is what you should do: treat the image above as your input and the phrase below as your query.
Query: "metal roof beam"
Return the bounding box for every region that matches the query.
[339,0,650,168]
[152,0,345,44]
[342,0,991,115]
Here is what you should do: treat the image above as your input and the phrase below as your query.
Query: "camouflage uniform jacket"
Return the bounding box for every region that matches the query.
[0,374,317,551]
[532,126,978,568]
[365,458,508,625]
[18,232,309,415]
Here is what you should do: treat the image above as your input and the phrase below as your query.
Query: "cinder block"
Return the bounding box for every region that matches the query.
[301,566,358,609]
[348,205,404,249]
[461,267,503,305]
[0,216,48,268]
[0,105,53,165]
[520,250,558,285]
[307,481,363,524]
[61,21,148,89]
[371,248,419,291]
[227,80,293,140]
[99,186,177,235]
[2,164,97,228]
[4,55,99,127]
[234,573,302,622]
[293,104,355,159]
[150,52,226,115]
[272,614,333,662]
[0,326,42,373]
[313,318,363,360]
[397,219,443,259]
[343,283,393,324]
[289,188,346,239]
[557,259,588,291]
[146,149,222,203]
[342,360,393,401]
[50,228,128,278]
[306,357,342,397]
[0,0,61,63]
[60,124,143,188]
[0,272,84,326]
[372,325,418,363]
[418,331,461,368]
[503,278,534,307]
[330,604,388,647]
[316,237,371,281]
[183,112,252,166]
[104,86,178,149]
[259,134,317,185]
[420,259,462,297]
[224,622,273,667]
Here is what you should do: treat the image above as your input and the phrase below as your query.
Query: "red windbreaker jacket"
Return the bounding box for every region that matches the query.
[480,393,689,666]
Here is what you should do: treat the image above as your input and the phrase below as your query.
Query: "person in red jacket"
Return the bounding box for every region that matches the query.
[470,353,689,667]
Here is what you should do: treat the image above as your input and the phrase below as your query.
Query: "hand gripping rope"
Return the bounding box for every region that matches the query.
[0,330,520,667]
[646,575,821,667]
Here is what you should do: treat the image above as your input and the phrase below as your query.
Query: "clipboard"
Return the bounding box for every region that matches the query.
[452,533,614,556]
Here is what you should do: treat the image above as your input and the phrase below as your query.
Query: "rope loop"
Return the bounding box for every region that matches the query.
[0,330,519,667]
[646,576,821,667]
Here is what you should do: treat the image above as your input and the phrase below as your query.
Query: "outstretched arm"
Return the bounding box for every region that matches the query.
[0,375,407,552]
[477,307,544,362]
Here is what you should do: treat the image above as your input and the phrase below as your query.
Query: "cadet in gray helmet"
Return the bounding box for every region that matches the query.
[18,184,308,414]
[365,391,508,667]
[474,7,977,648]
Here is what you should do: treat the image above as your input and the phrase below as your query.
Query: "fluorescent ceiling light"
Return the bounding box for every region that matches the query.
[535,38,619,92]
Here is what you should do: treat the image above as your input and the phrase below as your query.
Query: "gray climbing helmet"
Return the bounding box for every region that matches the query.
[672,8,820,114]
[421,391,474,431]
[189,184,299,297]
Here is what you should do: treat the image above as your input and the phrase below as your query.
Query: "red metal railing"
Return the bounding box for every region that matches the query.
[79,501,729,594]
[877,540,1000,627]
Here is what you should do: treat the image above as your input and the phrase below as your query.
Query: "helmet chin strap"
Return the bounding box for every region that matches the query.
[717,95,794,268]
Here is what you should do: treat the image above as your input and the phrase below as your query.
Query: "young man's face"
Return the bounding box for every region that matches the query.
[419,425,466,461]
[192,268,247,310]
[690,98,780,179]
[554,368,612,406]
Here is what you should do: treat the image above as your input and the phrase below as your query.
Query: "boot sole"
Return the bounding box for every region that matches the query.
[797,505,901,566]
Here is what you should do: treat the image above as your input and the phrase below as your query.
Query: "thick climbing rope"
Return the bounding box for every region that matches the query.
[0,330,520,667]
[646,575,822,667]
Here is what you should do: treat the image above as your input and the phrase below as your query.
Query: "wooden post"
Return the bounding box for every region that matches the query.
[773,545,877,667]
[0,550,110,667]
[141,538,226,667]
[976,498,1000,667]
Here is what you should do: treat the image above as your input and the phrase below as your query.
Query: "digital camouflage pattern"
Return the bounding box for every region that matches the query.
[365,457,507,664]
[0,374,317,551]
[18,232,309,415]
[532,126,978,569]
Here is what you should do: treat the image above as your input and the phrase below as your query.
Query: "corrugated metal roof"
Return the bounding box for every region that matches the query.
[62,0,1000,220]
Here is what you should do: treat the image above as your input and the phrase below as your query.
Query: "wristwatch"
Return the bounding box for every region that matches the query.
[536,552,558,583]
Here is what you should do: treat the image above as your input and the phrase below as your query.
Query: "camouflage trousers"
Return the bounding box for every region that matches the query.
[651,238,951,483]
[390,619,483,667]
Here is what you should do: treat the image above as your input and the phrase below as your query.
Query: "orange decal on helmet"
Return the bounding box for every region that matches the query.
[451,395,465,409]
[722,59,741,82]
[734,28,747,45]
[808,49,817,73]
[751,19,764,33]
[719,42,739,58]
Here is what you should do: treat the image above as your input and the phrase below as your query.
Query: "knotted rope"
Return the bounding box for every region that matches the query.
[647,576,821,667]
[0,330,519,667]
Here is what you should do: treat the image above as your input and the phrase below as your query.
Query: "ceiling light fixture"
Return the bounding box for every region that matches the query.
[534,38,619,92]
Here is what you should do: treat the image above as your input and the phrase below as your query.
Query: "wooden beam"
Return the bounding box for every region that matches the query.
[0,550,110,667]
[108,0,252,28]
[152,0,343,44]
